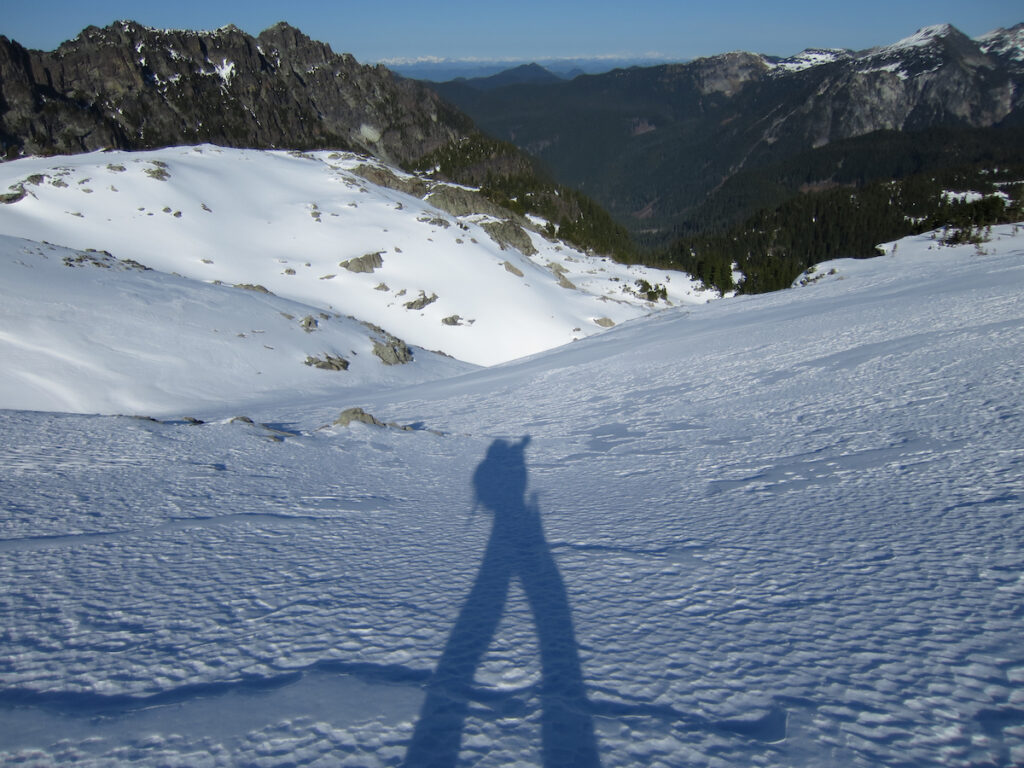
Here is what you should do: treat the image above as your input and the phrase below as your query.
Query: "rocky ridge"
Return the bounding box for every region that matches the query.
[0,20,471,162]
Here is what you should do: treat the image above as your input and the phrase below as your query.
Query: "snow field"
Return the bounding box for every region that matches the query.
[0,146,714,369]
[0,236,474,415]
[0,225,1022,765]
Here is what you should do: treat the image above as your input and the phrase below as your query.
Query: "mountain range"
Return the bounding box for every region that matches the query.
[3,20,1022,292]
[431,22,1024,247]
[386,56,674,82]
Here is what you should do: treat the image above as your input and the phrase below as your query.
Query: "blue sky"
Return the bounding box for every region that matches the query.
[3,0,1021,63]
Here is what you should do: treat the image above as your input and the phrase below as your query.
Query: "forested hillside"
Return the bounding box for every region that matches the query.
[662,124,1024,292]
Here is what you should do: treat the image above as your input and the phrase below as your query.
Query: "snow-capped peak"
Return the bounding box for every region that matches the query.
[976,23,1024,64]
[854,22,978,79]
[885,23,956,51]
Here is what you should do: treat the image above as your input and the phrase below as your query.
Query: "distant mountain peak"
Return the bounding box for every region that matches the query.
[256,20,330,55]
[855,22,992,78]
[887,22,958,50]
[260,20,301,34]
[443,62,562,90]
[868,22,978,60]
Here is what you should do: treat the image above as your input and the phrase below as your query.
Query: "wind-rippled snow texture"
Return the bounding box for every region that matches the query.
[1,230,1023,766]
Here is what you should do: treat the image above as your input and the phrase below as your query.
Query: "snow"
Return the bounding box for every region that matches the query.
[977,25,1024,62]
[0,146,715,369]
[767,48,849,73]
[0,236,473,415]
[0,144,1022,765]
[941,189,1012,206]
[854,23,957,79]
[880,23,955,53]
[213,58,236,85]
[855,61,911,80]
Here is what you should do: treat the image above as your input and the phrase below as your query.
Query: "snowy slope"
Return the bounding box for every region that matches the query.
[1,225,1022,766]
[0,235,473,415]
[0,146,714,368]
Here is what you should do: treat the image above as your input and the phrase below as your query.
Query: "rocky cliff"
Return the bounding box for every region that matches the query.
[0,21,472,163]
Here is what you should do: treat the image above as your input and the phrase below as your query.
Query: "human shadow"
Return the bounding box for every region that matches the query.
[403,436,601,767]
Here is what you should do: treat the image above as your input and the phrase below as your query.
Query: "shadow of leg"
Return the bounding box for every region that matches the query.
[519,537,602,768]
[403,543,512,768]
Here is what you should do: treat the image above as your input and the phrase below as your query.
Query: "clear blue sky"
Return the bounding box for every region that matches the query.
[3,0,1021,63]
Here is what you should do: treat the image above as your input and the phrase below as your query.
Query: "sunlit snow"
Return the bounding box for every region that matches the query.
[0,147,1022,766]
[0,146,714,369]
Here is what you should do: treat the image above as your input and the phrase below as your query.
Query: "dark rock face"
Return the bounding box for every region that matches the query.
[0,20,472,162]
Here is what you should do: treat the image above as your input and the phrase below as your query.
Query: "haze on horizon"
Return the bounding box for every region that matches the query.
[3,0,1020,67]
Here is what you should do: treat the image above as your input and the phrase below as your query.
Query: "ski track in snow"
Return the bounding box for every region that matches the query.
[1,190,1023,761]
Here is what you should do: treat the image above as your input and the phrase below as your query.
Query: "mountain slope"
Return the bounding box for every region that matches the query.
[0,226,1021,765]
[0,145,713,377]
[432,23,1024,242]
[0,21,638,263]
[0,234,475,415]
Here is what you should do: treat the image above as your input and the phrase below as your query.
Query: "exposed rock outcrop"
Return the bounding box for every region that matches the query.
[304,353,349,371]
[0,20,471,161]
[332,407,416,431]
[349,163,429,198]
[483,220,537,256]
[363,322,414,365]
[340,252,384,273]
[548,262,577,289]
[233,283,272,294]
[403,291,438,311]
[424,184,512,219]
[333,407,385,427]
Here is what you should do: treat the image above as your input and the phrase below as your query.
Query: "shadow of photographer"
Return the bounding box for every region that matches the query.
[404,436,601,767]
